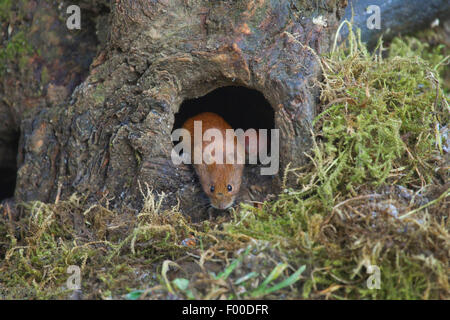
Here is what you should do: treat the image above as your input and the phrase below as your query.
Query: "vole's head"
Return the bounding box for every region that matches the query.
[195,163,244,210]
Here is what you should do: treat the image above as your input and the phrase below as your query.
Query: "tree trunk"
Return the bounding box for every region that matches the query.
[2,0,346,220]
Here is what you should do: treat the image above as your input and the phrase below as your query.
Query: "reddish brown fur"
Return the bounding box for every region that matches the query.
[182,112,244,209]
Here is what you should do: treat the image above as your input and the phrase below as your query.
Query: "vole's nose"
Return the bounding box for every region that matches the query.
[217,192,223,196]
[210,198,234,210]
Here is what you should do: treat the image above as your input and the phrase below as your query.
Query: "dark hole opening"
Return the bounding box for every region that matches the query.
[0,131,19,201]
[173,86,274,136]
[173,86,277,219]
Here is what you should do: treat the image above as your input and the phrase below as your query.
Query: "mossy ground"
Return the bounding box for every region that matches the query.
[0,25,449,299]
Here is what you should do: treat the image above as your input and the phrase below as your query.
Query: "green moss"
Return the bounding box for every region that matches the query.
[0,30,34,75]
[315,31,447,195]
[92,84,106,105]
[223,25,449,299]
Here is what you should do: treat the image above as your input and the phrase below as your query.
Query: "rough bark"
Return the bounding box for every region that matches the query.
[2,0,346,220]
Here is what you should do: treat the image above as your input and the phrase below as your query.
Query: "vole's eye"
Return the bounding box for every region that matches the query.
[210,186,215,193]
[227,185,232,192]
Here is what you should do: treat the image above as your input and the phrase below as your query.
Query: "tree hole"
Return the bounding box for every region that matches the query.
[0,131,19,201]
[173,86,274,137]
[173,86,278,212]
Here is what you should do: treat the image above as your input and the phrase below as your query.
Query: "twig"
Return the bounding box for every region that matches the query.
[399,187,449,220]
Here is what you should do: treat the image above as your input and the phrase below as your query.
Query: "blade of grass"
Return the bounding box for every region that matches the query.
[251,265,306,298]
